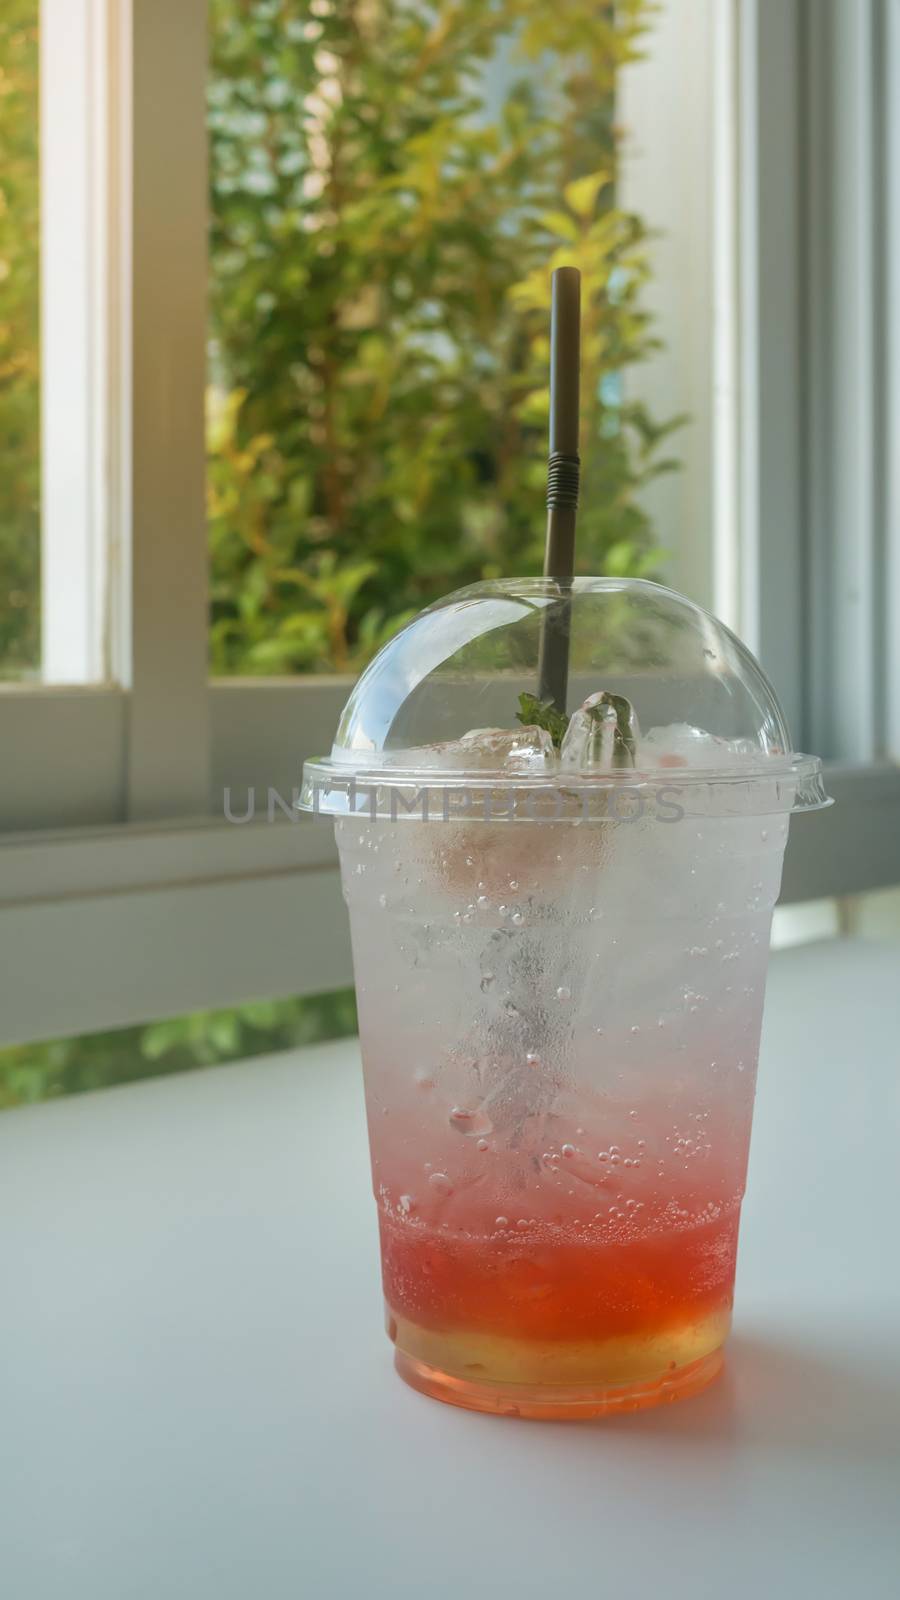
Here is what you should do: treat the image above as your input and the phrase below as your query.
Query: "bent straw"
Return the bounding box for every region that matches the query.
[536,265,581,714]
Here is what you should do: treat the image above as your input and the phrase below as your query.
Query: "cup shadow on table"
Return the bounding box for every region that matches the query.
[588,1334,900,1465]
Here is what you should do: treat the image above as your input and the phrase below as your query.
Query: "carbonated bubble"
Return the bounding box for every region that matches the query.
[448,1105,493,1138]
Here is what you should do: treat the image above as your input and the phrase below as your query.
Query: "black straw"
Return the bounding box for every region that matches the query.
[536,266,581,712]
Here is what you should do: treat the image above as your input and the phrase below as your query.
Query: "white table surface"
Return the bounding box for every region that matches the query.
[2,939,899,1600]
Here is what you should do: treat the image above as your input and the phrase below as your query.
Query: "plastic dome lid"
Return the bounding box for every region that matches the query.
[300,578,829,818]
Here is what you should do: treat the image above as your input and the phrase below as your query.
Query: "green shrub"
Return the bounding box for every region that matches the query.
[208,0,680,674]
[0,990,358,1110]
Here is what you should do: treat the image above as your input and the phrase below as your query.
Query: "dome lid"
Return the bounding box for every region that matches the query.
[300,578,829,818]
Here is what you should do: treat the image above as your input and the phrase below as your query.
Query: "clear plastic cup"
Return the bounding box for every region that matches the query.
[300,579,829,1418]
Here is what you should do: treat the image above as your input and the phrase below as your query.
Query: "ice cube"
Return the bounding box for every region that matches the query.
[560,691,640,770]
[387,727,555,772]
[458,726,557,773]
[378,727,556,774]
[379,742,467,771]
[561,704,616,769]
[639,723,764,770]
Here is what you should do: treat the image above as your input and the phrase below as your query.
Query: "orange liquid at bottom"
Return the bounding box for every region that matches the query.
[380,1202,738,1418]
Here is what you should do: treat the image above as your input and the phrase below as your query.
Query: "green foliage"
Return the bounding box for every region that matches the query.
[1,1,679,685]
[0,990,358,1111]
[0,3,40,679]
[516,691,569,749]
[208,0,679,675]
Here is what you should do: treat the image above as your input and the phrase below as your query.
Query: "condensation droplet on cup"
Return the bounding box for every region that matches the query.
[495,1216,509,1229]
[378,892,387,908]
[556,985,572,1003]
[428,1172,453,1196]
[561,1143,576,1159]
[398,1194,415,1215]
[510,910,524,926]
[480,973,496,993]
[413,1068,434,1091]
[525,1051,541,1069]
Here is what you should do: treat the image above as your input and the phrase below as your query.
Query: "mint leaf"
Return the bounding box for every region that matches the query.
[516,691,570,750]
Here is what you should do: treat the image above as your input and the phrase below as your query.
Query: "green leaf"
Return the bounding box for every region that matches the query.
[516,692,570,749]
[562,171,611,220]
[540,209,580,243]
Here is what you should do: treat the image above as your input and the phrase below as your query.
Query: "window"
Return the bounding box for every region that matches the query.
[1,0,899,1052]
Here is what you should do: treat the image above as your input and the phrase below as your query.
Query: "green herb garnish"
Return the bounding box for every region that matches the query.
[516,691,570,750]
[516,688,638,766]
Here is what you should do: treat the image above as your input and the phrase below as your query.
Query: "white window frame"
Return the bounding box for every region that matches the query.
[619,0,900,868]
[40,0,112,684]
[1,0,898,1046]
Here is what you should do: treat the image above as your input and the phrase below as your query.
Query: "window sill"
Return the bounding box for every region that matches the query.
[1,760,899,1045]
